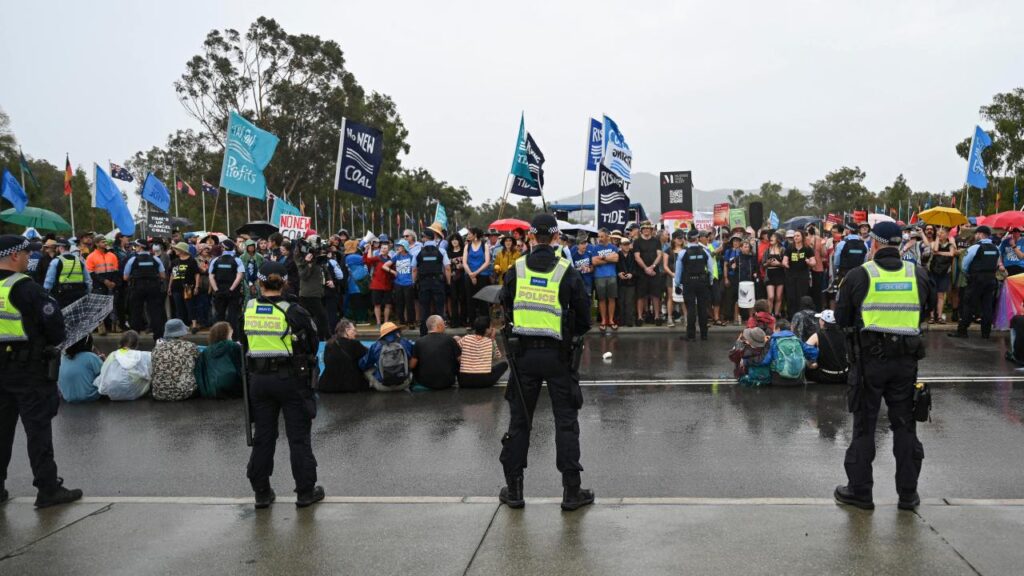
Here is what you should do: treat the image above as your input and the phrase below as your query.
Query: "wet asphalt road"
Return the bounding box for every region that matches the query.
[7,332,1024,500]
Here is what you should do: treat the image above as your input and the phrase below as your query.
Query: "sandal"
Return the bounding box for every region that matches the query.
[599,324,607,334]
[611,323,619,331]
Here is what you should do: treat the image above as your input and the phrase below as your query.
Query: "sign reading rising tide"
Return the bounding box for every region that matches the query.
[335,118,384,198]
[660,171,693,214]
[597,165,630,233]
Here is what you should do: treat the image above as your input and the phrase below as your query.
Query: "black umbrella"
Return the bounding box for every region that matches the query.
[781,216,820,231]
[169,216,193,230]
[235,221,279,239]
[473,285,503,304]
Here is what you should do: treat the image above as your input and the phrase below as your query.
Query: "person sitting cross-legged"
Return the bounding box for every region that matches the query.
[457,316,509,389]
[412,315,461,390]
[359,322,417,391]
[756,319,819,385]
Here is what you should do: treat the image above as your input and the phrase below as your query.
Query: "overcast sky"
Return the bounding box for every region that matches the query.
[3,0,1022,204]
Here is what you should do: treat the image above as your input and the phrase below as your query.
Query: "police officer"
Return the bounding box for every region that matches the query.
[0,235,83,507]
[834,221,934,511]
[124,239,167,339]
[674,229,715,341]
[44,239,92,309]
[210,239,245,336]
[498,213,593,511]
[948,225,999,339]
[832,226,868,287]
[413,228,450,336]
[241,261,324,509]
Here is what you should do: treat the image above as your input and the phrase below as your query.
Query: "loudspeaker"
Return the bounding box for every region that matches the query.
[749,202,764,230]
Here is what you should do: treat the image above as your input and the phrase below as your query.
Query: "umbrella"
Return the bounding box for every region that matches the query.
[781,216,820,231]
[1,207,72,232]
[489,218,530,233]
[235,221,279,238]
[473,284,503,304]
[660,210,693,221]
[169,216,193,230]
[58,294,114,351]
[984,211,1024,230]
[560,222,598,234]
[917,207,968,228]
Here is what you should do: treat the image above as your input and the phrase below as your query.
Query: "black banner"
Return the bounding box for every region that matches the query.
[147,213,172,237]
[597,165,629,233]
[660,171,693,213]
[509,133,546,197]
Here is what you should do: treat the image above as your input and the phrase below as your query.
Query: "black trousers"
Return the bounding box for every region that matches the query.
[787,272,810,319]
[458,361,509,389]
[465,276,489,322]
[957,276,996,337]
[844,354,923,498]
[246,372,318,494]
[683,281,710,338]
[419,279,446,336]
[213,292,242,337]
[0,371,60,490]
[394,285,416,325]
[323,289,340,336]
[55,285,87,310]
[171,290,190,325]
[499,348,583,487]
[131,282,166,339]
[299,297,328,340]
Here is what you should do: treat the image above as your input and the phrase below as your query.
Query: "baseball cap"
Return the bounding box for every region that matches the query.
[815,310,836,324]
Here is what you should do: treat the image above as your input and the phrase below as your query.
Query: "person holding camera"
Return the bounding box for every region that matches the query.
[296,237,330,340]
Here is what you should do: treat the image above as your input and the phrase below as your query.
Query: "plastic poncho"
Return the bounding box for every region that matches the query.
[96,348,152,400]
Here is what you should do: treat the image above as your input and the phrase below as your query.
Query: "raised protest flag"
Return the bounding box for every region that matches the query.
[597,165,629,233]
[18,150,39,188]
[434,202,448,231]
[965,125,992,189]
[768,210,780,230]
[141,173,171,212]
[221,111,279,200]
[713,203,730,227]
[271,195,301,227]
[602,115,631,181]
[93,164,134,236]
[510,132,546,197]
[1,169,28,213]
[110,163,134,182]
[509,114,538,187]
[335,118,384,198]
[177,179,197,197]
[201,180,219,196]
[586,118,603,171]
[64,155,73,196]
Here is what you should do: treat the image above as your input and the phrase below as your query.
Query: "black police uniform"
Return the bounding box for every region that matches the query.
[680,242,712,340]
[835,243,934,509]
[499,241,592,508]
[51,253,89,309]
[0,237,82,506]
[241,287,322,505]
[955,240,999,338]
[416,239,447,336]
[128,250,167,339]
[212,253,243,336]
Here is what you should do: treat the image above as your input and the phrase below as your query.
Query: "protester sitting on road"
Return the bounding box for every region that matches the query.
[804,310,850,384]
[319,319,370,393]
[757,319,819,385]
[96,330,152,400]
[412,315,461,390]
[58,335,103,403]
[359,322,417,391]
[735,327,771,387]
[195,321,243,398]
[790,296,819,341]
[151,319,201,401]
[457,316,509,389]
[746,298,776,334]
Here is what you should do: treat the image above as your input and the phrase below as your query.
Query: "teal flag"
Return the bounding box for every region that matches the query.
[18,151,39,188]
[434,203,448,230]
[270,195,301,228]
[509,114,537,186]
[220,111,280,200]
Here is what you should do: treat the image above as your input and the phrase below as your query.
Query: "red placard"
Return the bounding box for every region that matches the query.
[852,210,867,224]
[713,203,730,227]
[827,213,843,224]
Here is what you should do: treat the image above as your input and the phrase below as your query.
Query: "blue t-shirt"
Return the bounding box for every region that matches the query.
[1000,236,1024,266]
[723,247,741,279]
[571,244,598,286]
[58,352,103,403]
[392,253,414,287]
[592,243,619,279]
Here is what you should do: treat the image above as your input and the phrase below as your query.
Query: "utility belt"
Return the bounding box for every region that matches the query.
[56,282,87,293]
[967,271,996,282]
[516,336,563,351]
[1,345,59,378]
[250,354,310,375]
[130,277,160,288]
[859,331,925,360]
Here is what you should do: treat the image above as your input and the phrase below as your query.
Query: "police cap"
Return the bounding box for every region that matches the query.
[975,225,992,236]
[0,235,38,258]
[257,261,288,282]
[529,213,559,235]
[221,239,236,252]
[869,221,902,246]
[686,229,699,240]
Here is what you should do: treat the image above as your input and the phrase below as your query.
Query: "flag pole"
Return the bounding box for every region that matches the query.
[314,194,319,232]
[201,181,207,231]
[246,197,251,223]
[497,174,512,219]
[579,118,591,222]
[173,166,179,217]
[18,147,25,192]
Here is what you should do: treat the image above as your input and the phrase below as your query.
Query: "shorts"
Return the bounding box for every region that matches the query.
[766,267,785,287]
[711,278,723,301]
[594,276,618,300]
[929,271,950,292]
[371,289,393,306]
[637,270,663,299]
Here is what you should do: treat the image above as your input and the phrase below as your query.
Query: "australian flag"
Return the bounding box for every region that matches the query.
[110,163,134,182]
[201,180,219,197]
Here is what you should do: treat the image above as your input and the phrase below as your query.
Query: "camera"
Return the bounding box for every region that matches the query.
[296,235,329,263]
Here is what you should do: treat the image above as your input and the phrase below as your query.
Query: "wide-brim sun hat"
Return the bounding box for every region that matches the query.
[163,318,189,339]
[379,322,401,339]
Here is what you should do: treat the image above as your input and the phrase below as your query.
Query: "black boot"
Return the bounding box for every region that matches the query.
[833,485,873,510]
[254,488,276,509]
[898,492,921,511]
[561,486,595,511]
[499,476,524,509]
[34,478,83,509]
[947,332,968,339]
[296,485,325,508]
[0,484,7,504]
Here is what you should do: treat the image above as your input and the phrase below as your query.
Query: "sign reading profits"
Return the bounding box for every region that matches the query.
[220,111,279,200]
[147,213,172,236]
[729,208,747,229]
[279,214,312,240]
[335,118,384,198]
[597,165,630,233]
[660,171,693,214]
[585,118,603,171]
[713,203,730,227]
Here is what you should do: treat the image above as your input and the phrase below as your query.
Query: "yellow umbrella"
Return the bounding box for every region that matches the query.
[917,206,968,228]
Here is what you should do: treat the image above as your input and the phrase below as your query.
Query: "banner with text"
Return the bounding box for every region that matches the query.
[597,165,630,233]
[220,111,279,200]
[729,208,747,229]
[279,214,312,240]
[713,203,730,227]
[660,171,693,214]
[335,118,384,198]
[146,213,172,236]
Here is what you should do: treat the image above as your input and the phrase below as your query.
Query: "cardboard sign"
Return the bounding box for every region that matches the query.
[279,214,311,240]
[713,203,730,227]
[146,214,172,237]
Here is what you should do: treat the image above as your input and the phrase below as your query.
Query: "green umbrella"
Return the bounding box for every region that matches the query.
[0,207,73,232]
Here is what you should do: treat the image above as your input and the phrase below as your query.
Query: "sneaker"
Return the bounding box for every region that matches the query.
[833,485,874,510]
[898,492,920,511]
[296,485,325,508]
[34,478,83,509]
[561,486,595,511]
[499,476,525,509]
[254,488,276,509]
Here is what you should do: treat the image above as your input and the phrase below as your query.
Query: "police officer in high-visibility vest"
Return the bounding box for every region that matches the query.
[834,221,934,511]
[241,261,323,509]
[0,235,83,507]
[674,229,715,341]
[948,225,1000,339]
[498,213,593,511]
[43,239,91,309]
[123,240,167,339]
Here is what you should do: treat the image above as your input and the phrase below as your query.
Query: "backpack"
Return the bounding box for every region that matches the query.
[378,340,410,387]
[771,336,806,380]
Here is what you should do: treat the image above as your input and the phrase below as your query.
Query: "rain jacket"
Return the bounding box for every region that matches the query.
[195,340,243,398]
[96,348,152,400]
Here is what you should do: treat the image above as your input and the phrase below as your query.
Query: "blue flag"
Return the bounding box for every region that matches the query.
[597,165,629,233]
[509,114,537,186]
[769,210,780,230]
[221,111,279,200]
[141,173,171,212]
[433,203,448,230]
[271,196,301,228]
[966,125,992,189]
[94,164,135,236]
[334,118,384,198]
[586,118,603,171]
[602,115,632,181]
[1,169,28,213]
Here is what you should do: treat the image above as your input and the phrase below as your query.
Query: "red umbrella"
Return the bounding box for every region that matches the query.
[661,210,693,221]
[985,211,1024,230]
[489,218,530,232]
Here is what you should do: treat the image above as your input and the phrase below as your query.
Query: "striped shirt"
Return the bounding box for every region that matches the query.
[457,335,500,374]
